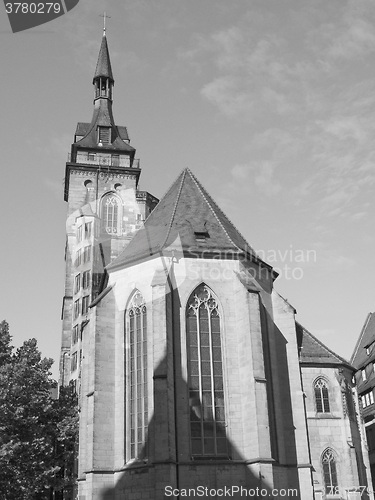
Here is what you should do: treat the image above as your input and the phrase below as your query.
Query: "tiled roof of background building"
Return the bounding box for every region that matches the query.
[351,312,375,369]
[296,322,352,368]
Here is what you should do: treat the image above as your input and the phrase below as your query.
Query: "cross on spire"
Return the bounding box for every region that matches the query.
[100,11,111,34]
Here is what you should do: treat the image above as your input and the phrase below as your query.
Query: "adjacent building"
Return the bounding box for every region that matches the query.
[351,313,375,489]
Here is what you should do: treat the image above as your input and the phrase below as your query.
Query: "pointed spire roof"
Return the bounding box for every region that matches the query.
[107,169,274,272]
[93,33,114,83]
[296,322,352,368]
[72,33,135,154]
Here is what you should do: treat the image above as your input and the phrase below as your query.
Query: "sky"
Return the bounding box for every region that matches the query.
[1,0,375,380]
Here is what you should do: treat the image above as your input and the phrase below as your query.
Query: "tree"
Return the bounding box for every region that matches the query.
[0,321,78,500]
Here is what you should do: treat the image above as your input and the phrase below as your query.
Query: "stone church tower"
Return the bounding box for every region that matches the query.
[60,34,373,500]
[59,31,158,389]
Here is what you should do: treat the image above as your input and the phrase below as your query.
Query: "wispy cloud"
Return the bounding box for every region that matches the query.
[180,1,375,226]
[231,161,282,197]
[201,76,255,117]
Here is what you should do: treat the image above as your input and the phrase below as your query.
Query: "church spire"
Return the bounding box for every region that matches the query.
[93,31,114,101]
[68,30,137,160]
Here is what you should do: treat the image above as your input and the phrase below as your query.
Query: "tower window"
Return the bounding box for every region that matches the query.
[83,246,91,263]
[77,225,83,243]
[322,449,338,494]
[82,270,90,289]
[73,300,80,320]
[126,291,147,460]
[186,284,227,457]
[314,378,330,413]
[84,222,92,239]
[100,79,107,96]
[74,274,81,294]
[72,325,79,345]
[76,248,82,267]
[71,352,78,373]
[82,295,90,315]
[101,194,122,235]
[362,368,367,381]
[98,126,111,144]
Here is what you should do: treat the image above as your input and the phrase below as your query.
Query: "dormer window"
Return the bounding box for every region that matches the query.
[98,126,111,145]
[194,231,209,243]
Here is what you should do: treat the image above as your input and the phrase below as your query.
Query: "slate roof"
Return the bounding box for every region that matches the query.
[93,33,114,82]
[73,34,135,153]
[296,322,352,368]
[350,312,375,369]
[107,168,272,271]
[74,99,135,152]
[75,123,130,142]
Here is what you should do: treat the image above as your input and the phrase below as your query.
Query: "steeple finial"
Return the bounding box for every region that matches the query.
[100,11,111,35]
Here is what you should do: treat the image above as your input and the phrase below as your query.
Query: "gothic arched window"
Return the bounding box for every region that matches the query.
[322,448,338,494]
[126,291,147,460]
[186,284,227,457]
[101,193,121,235]
[314,378,330,413]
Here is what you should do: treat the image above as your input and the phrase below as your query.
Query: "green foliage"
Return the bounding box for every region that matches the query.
[0,322,78,500]
[0,320,12,365]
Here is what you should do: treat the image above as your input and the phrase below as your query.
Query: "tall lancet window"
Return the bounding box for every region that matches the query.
[322,448,338,494]
[314,378,330,413]
[186,284,227,457]
[101,193,121,235]
[126,291,148,460]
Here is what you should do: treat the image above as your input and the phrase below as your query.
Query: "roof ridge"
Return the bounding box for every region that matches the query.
[274,290,296,313]
[350,312,372,364]
[160,169,187,249]
[187,169,255,255]
[107,170,186,270]
[297,322,351,366]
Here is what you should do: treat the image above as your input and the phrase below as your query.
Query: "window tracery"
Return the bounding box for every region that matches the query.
[186,284,227,457]
[322,448,338,494]
[126,291,147,460]
[314,378,330,413]
[101,194,121,235]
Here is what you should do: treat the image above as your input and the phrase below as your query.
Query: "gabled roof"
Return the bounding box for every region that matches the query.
[296,322,352,369]
[351,312,375,369]
[93,33,114,82]
[107,168,272,271]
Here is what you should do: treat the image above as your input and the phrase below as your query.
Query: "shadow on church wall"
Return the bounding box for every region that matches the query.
[94,274,305,500]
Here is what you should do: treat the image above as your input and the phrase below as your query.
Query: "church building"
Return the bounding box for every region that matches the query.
[59,32,373,500]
